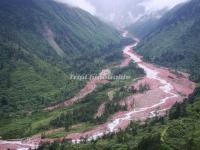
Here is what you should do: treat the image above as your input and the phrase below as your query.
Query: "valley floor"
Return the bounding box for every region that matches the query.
[0,32,195,150]
[63,36,195,143]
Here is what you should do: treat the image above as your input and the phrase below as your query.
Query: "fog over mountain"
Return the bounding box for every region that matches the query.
[55,0,189,28]
[54,0,96,15]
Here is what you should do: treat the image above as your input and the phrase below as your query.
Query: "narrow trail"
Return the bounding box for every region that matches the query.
[0,32,195,149]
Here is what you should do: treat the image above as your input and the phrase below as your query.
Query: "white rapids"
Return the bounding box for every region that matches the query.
[0,140,39,150]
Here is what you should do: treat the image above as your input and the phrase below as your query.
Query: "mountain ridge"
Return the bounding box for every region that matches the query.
[135,0,200,82]
[0,0,125,118]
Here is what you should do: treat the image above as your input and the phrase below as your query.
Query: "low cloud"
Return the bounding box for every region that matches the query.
[55,0,96,15]
[140,0,189,12]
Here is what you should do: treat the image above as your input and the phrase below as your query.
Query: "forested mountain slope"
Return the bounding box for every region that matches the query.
[135,0,200,82]
[127,9,168,39]
[0,0,123,117]
[127,17,159,39]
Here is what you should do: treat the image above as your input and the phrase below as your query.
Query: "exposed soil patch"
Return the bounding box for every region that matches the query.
[119,56,132,68]
[108,91,114,101]
[94,102,106,118]
[44,26,65,57]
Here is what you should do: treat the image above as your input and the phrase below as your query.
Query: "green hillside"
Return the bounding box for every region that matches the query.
[127,17,159,39]
[126,9,167,39]
[135,0,200,82]
[0,0,124,118]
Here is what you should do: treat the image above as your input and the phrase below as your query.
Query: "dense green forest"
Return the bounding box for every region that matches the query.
[0,0,128,118]
[0,62,145,139]
[135,0,200,82]
[39,86,200,150]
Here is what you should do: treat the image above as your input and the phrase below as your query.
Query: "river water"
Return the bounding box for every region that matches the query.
[82,36,183,141]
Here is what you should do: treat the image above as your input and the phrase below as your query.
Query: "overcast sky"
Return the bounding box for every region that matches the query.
[55,0,189,14]
[55,0,96,15]
[54,0,190,27]
[140,0,189,12]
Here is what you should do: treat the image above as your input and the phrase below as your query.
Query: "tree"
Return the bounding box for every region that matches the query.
[41,132,46,139]
[0,97,8,106]
[137,133,162,150]
[169,102,187,120]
